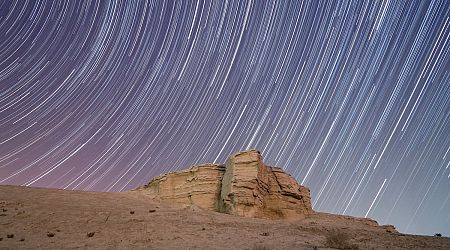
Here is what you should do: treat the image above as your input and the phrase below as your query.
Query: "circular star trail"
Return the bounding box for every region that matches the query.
[1,0,449,236]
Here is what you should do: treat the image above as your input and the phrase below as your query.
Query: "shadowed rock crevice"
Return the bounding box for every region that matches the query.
[138,150,313,219]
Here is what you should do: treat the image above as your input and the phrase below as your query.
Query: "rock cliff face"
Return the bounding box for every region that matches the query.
[140,164,225,211]
[139,150,313,219]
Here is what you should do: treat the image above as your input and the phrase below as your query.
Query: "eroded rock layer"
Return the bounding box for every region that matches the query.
[140,164,225,211]
[140,150,313,219]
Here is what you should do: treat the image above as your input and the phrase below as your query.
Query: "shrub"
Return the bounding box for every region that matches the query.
[325,230,358,249]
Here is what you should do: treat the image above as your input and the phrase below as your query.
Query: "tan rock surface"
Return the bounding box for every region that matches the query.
[138,164,225,211]
[1,185,449,249]
[140,150,313,219]
[220,150,264,216]
[220,150,313,219]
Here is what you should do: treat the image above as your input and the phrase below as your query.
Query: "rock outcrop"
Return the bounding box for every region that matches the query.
[140,164,225,211]
[139,150,313,219]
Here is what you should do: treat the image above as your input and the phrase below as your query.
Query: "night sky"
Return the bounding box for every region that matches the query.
[1,0,449,236]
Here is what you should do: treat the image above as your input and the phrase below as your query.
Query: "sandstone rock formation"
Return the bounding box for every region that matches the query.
[139,164,225,211]
[139,150,313,219]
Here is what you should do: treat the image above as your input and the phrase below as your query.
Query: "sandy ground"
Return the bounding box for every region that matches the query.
[0,185,448,250]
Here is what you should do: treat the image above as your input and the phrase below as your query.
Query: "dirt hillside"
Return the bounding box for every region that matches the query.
[0,185,449,249]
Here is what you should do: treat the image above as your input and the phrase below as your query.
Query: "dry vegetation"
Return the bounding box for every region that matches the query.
[325,230,359,249]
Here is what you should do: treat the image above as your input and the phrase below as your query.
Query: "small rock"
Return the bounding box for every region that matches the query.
[2,208,7,212]
[149,209,156,213]
[87,232,95,237]
[202,227,206,231]
[47,232,55,237]
[0,237,3,241]
[56,229,61,232]
[20,238,25,241]
[7,234,14,238]
[130,211,135,214]
[260,232,269,236]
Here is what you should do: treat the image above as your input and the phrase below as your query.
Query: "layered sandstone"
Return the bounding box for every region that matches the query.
[139,164,225,211]
[220,150,313,218]
[139,150,313,219]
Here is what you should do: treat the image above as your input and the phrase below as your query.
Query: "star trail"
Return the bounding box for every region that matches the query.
[0,0,449,236]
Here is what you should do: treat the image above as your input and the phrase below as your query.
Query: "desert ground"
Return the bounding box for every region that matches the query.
[0,185,448,249]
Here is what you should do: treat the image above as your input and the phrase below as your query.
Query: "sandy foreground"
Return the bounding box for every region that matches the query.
[0,185,448,250]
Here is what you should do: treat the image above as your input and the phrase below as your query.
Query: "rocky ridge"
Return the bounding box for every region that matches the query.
[138,150,313,219]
